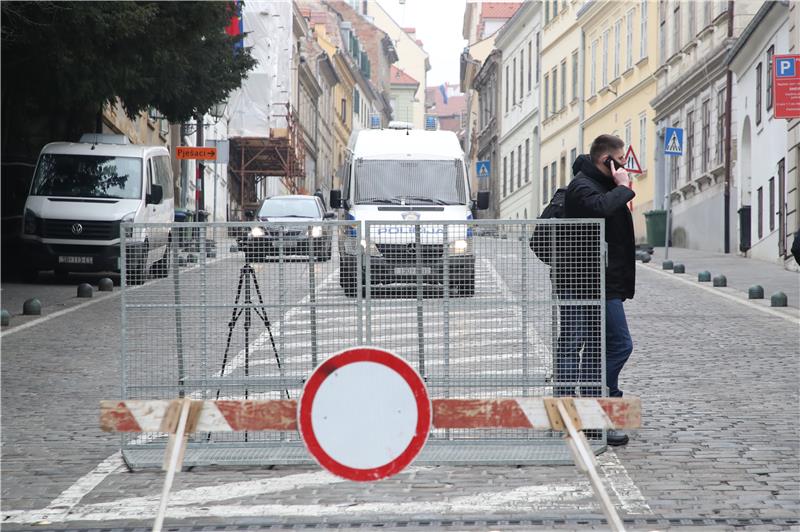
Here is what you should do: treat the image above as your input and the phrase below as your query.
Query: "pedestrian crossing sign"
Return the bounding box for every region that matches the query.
[476,160,491,180]
[664,127,684,156]
[624,145,643,174]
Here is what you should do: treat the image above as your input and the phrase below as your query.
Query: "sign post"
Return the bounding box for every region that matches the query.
[774,55,800,119]
[663,127,684,260]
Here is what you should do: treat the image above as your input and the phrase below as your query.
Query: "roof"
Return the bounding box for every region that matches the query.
[425,84,466,117]
[402,27,416,34]
[390,65,420,87]
[480,2,522,20]
[41,142,167,158]
[350,129,464,159]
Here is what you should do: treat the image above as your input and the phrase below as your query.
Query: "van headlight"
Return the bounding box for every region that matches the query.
[310,226,323,238]
[23,209,39,235]
[250,226,265,238]
[121,211,136,238]
[448,239,471,254]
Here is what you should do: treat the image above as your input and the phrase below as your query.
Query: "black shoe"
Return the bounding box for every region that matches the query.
[607,429,629,446]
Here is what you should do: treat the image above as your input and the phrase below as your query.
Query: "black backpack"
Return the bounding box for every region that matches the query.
[529,187,566,266]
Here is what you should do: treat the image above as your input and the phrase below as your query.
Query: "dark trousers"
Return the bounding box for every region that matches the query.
[554,298,632,397]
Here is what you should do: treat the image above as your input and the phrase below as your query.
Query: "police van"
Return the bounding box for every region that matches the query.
[329,122,489,297]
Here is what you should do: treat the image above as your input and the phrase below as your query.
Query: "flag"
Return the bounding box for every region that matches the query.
[439,84,448,105]
[226,0,244,50]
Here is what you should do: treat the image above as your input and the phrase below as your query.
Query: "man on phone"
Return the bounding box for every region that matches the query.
[561,134,635,446]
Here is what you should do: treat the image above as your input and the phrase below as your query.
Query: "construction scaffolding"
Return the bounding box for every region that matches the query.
[228,104,306,220]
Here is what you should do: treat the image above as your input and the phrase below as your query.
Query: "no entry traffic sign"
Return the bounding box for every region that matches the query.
[297,347,431,482]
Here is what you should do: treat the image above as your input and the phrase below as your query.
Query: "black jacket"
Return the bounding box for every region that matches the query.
[565,155,636,300]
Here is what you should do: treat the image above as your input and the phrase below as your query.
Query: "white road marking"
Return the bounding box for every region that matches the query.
[1,452,649,524]
[638,263,800,325]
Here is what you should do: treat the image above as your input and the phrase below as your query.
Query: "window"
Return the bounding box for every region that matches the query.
[560,60,567,109]
[641,0,648,59]
[659,0,667,63]
[626,10,634,70]
[542,165,549,203]
[517,145,522,188]
[686,110,694,182]
[551,68,558,114]
[513,58,517,105]
[716,88,725,165]
[769,177,775,232]
[701,100,710,172]
[505,65,509,112]
[672,3,681,55]
[536,33,541,81]
[639,113,647,171]
[767,45,774,111]
[756,62,762,125]
[624,120,632,148]
[614,19,621,79]
[572,51,579,101]
[591,40,597,94]
[688,0,695,38]
[510,153,515,192]
[570,147,577,168]
[602,30,609,86]
[757,186,763,239]
[545,0,550,24]
[550,161,557,195]
[544,73,550,118]
[525,139,530,183]
[503,156,508,196]
[553,0,558,17]
[559,156,566,187]
[520,49,525,98]
[527,41,532,91]
[340,98,347,123]
[353,89,360,115]
[703,1,712,27]
[670,152,679,190]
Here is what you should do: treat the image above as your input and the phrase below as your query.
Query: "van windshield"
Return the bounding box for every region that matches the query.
[259,198,320,218]
[30,154,143,199]
[354,159,466,205]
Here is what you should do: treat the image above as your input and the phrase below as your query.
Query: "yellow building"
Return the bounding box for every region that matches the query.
[579,0,658,241]
[539,0,583,217]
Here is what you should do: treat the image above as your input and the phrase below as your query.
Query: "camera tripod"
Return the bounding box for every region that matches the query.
[216,262,289,401]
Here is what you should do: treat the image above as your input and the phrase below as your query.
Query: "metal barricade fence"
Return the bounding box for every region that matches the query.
[119,219,604,468]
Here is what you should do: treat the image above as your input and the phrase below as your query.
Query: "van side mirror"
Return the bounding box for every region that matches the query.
[476,191,490,210]
[330,189,342,209]
[323,211,337,219]
[244,210,254,220]
[147,184,163,205]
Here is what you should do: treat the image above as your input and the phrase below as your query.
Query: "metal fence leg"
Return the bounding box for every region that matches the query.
[171,234,185,397]
[415,223,425,376]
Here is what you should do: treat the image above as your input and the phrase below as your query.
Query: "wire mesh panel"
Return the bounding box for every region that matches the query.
[120,220,361,468]
[363,219,605,464]
[119,218,604,468]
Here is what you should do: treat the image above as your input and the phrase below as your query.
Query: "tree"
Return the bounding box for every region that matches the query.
[1,1,256,148]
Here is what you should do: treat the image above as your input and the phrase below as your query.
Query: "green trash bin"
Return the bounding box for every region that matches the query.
[644,210,667,247]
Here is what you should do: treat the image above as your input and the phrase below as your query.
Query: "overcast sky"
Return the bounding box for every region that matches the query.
[376,0,468,89]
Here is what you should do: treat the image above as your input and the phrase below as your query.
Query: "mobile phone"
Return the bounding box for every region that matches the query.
[604,156,624,171]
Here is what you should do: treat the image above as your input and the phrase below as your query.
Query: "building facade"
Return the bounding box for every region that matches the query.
[389,66,420,124]
[650,1,760,252]
[473,49,503,219]
[496,1,540,220]
[729,1,796,265]
[579,0,658,242]
[539,0,582,218]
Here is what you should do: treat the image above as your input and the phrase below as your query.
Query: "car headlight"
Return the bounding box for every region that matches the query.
[310,226,323,238]
[121,211,136,238]
[250,226,265,237]
[23,209,39,235]
[448,239,471,254]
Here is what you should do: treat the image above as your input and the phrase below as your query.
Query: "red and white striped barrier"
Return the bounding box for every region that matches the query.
[100,397,640,433]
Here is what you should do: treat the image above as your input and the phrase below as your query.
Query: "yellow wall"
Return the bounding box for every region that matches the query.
[539,0,583,215]
[581,0,658,242]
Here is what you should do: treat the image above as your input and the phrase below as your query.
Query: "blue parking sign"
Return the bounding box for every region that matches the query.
[776,57,795,78]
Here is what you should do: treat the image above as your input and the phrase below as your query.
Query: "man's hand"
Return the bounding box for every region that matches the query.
[612,164,631,187]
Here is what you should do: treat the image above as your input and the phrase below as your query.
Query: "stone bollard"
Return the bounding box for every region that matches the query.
[698,271,712,282]
[748,285,764,299]
[98,277,114,292]
[23,298,42,315]
[641,253,651,264]
[1,309,10,326]
[713,275,727,287]
[771,291,788,307]
[662,260,674,270]
[77,283,93,298]
[672,264,685,274]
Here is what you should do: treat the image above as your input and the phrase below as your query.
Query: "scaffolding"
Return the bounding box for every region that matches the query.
[228,104,306,219]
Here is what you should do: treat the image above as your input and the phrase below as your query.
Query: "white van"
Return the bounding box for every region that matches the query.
[329,125,489,297]
[21,134,174,283]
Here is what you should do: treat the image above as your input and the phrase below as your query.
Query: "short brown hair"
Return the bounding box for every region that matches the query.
[589,134,625,163]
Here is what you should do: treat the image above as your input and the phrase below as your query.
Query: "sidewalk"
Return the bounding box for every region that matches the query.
[644,247,800,309]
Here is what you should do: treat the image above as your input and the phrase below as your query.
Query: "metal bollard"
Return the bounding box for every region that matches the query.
[713,275,727,287]
[672,264,685,274]
[23,298,42,315]
[77,283,93,298]
[698,271,711,282]
[1,309,10,326]
[98,278,114,292]
[747,285,764,299]
[662,260,674,270]
[771,291,788,307]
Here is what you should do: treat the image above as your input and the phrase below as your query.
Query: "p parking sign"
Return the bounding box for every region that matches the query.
[774,55,800,119]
